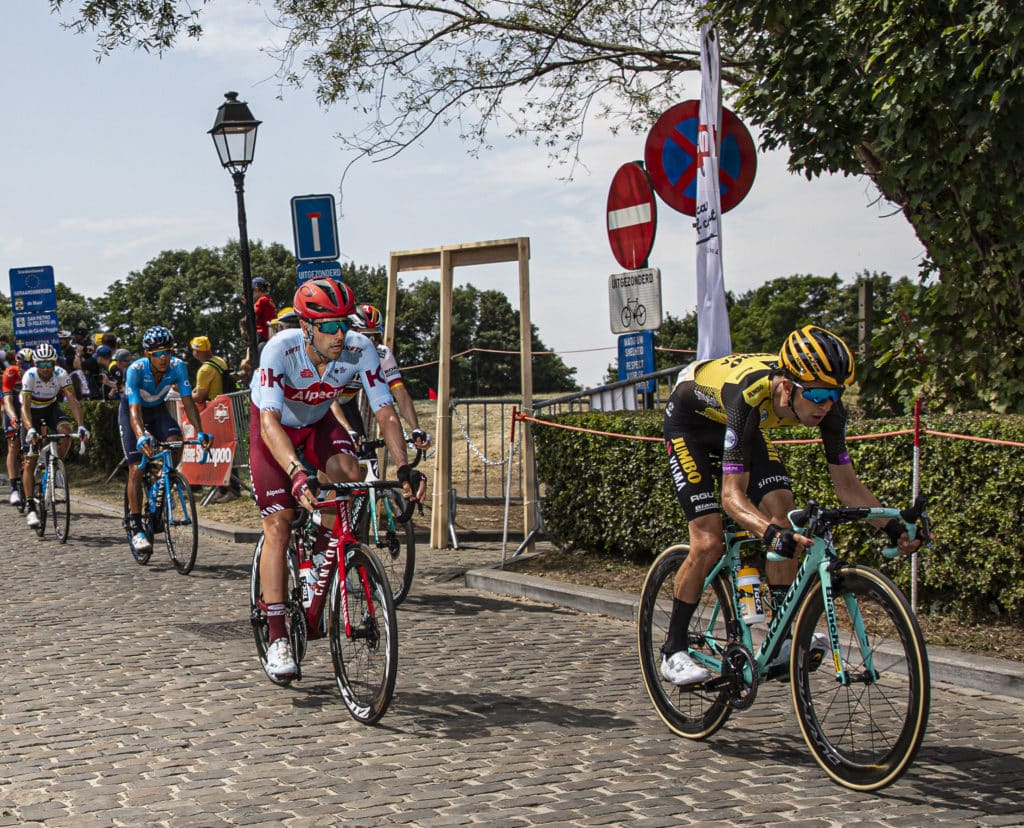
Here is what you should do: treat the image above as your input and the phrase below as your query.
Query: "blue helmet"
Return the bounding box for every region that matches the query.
[142,326,174,351]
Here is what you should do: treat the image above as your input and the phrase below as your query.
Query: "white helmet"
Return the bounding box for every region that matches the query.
[33,343,58,362]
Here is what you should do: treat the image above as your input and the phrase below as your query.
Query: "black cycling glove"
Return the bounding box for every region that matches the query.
[883,518,905,547]
[763,523,800,558]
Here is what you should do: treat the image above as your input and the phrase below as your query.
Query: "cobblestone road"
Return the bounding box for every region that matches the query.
[1,503,1023,826]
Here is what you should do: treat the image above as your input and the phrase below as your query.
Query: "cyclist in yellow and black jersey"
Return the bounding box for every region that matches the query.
[659,325,924,687]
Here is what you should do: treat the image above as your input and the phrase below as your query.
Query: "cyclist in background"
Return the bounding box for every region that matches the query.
[120,326,210,556]
[20,343,90,529]
[249,279,426,681]
[333,303,431,452]
[659,325,924,686]
[3,348,34,505]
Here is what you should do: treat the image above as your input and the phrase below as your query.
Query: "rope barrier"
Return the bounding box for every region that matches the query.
[519,413,1024,449]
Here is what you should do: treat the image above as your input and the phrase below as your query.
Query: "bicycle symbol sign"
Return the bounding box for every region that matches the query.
[608,267,662,334]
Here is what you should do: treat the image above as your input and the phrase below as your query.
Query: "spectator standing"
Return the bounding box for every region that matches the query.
[81,344,116,400]
[107,349,132,399]
[251,277,277,344]
[190,335,241,503]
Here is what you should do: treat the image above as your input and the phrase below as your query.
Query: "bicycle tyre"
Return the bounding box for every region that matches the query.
[32,480,46,539]
[790,564,930,791]
[49,457,71,543]
[637,543,735,739]
[329,544,398,724]
[123,483,152,564]
[164,470,198,574]
[369,488,415,606]
[249,532,307,686]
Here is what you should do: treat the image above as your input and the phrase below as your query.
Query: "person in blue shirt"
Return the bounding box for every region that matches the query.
[119,326,210,556]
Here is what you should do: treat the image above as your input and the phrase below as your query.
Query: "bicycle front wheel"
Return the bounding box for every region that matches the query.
[791,564,930,791]
[637,543,735,739]
[33,481,47,539]
[164,470,198,574]
[329,544,398,725]
[49,458,71,543]
[356,487,411,605]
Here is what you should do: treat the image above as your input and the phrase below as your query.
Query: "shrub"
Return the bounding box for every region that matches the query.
[534,411,1024,622]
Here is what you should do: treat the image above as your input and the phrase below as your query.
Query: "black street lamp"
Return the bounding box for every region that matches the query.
[209,91,262,367]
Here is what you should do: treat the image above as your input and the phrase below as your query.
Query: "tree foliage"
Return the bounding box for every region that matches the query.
[653,271,919,416]
[52,1,1024,408]
[31,240,577,397]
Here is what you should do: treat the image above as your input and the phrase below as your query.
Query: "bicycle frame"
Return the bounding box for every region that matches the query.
[298,497,373,640]
[690,505,923,688]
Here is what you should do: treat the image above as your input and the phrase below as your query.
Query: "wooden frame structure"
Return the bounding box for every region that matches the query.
[385,237,536,550]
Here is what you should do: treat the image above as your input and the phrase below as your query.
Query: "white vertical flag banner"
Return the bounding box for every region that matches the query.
[695,14,732,359]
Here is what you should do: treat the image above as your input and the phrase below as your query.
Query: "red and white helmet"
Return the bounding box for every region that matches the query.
[293,279,356,320]
[353,303,383,335]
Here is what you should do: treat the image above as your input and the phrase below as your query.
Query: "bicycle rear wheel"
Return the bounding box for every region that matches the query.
[49,457,70,543]
[365,489,415,606]
[163,470,198,574]
[329,544,398,724]
[249,532,307,686]
[637,544,735,739]
[791,565,930,791]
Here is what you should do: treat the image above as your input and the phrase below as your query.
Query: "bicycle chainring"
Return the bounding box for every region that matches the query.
[721,642,759,711]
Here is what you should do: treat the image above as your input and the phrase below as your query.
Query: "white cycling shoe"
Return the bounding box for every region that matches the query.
[9,489,20,506]
[26,509,40,529]
[660,650,711,686]
[264,637,298,680]
[131,532,152,554]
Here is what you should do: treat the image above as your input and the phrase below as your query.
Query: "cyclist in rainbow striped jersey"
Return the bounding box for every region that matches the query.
[120,326,211,556]
[249,278,426,681]
[20,342,90,529]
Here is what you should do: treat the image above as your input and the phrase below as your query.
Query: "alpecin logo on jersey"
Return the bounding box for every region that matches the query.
[285,382,344,405]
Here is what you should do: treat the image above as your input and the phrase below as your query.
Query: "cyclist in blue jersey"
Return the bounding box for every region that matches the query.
[120,326,211,556]
[249,278,426,681]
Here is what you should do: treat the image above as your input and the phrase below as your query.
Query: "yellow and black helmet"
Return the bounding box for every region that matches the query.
[778,325,855,388]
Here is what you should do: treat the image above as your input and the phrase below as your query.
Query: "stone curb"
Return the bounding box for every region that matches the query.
[75,492,1024,701]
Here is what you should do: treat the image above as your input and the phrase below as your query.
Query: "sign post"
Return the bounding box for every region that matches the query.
[608,267,662,334]
[643,100,756,217]
[606,162,658,271]
[618,330,656,394]
[8,266,60,353]
[290,194,340,262]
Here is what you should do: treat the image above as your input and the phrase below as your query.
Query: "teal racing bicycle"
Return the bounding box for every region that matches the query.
[638,497,931,791]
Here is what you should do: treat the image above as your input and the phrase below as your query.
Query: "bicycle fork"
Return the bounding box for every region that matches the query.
[816,561,881,686]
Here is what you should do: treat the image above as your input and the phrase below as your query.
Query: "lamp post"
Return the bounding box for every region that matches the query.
[209,91,262,366]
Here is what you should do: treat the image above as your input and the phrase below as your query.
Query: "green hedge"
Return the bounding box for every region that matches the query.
[534,411,1024,622]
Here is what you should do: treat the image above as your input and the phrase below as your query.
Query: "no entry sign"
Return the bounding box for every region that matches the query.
[643,100,757,217]
[606,162,658,270]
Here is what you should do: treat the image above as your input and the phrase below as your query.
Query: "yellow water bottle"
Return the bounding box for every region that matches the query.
[737,565,766,625]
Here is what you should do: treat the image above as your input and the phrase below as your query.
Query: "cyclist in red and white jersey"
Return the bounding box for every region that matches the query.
[20,342,90,529]
[3,348,34,505]
[333,303,431,451]
[249,278,426,681]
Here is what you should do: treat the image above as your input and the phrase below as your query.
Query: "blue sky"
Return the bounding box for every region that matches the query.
[1,0,925,387]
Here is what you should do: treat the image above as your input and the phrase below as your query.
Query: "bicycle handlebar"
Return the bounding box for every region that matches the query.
[784,495,930,561]
[138,438,210,470]
[33,431,88,455]
[357,436,425,468]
